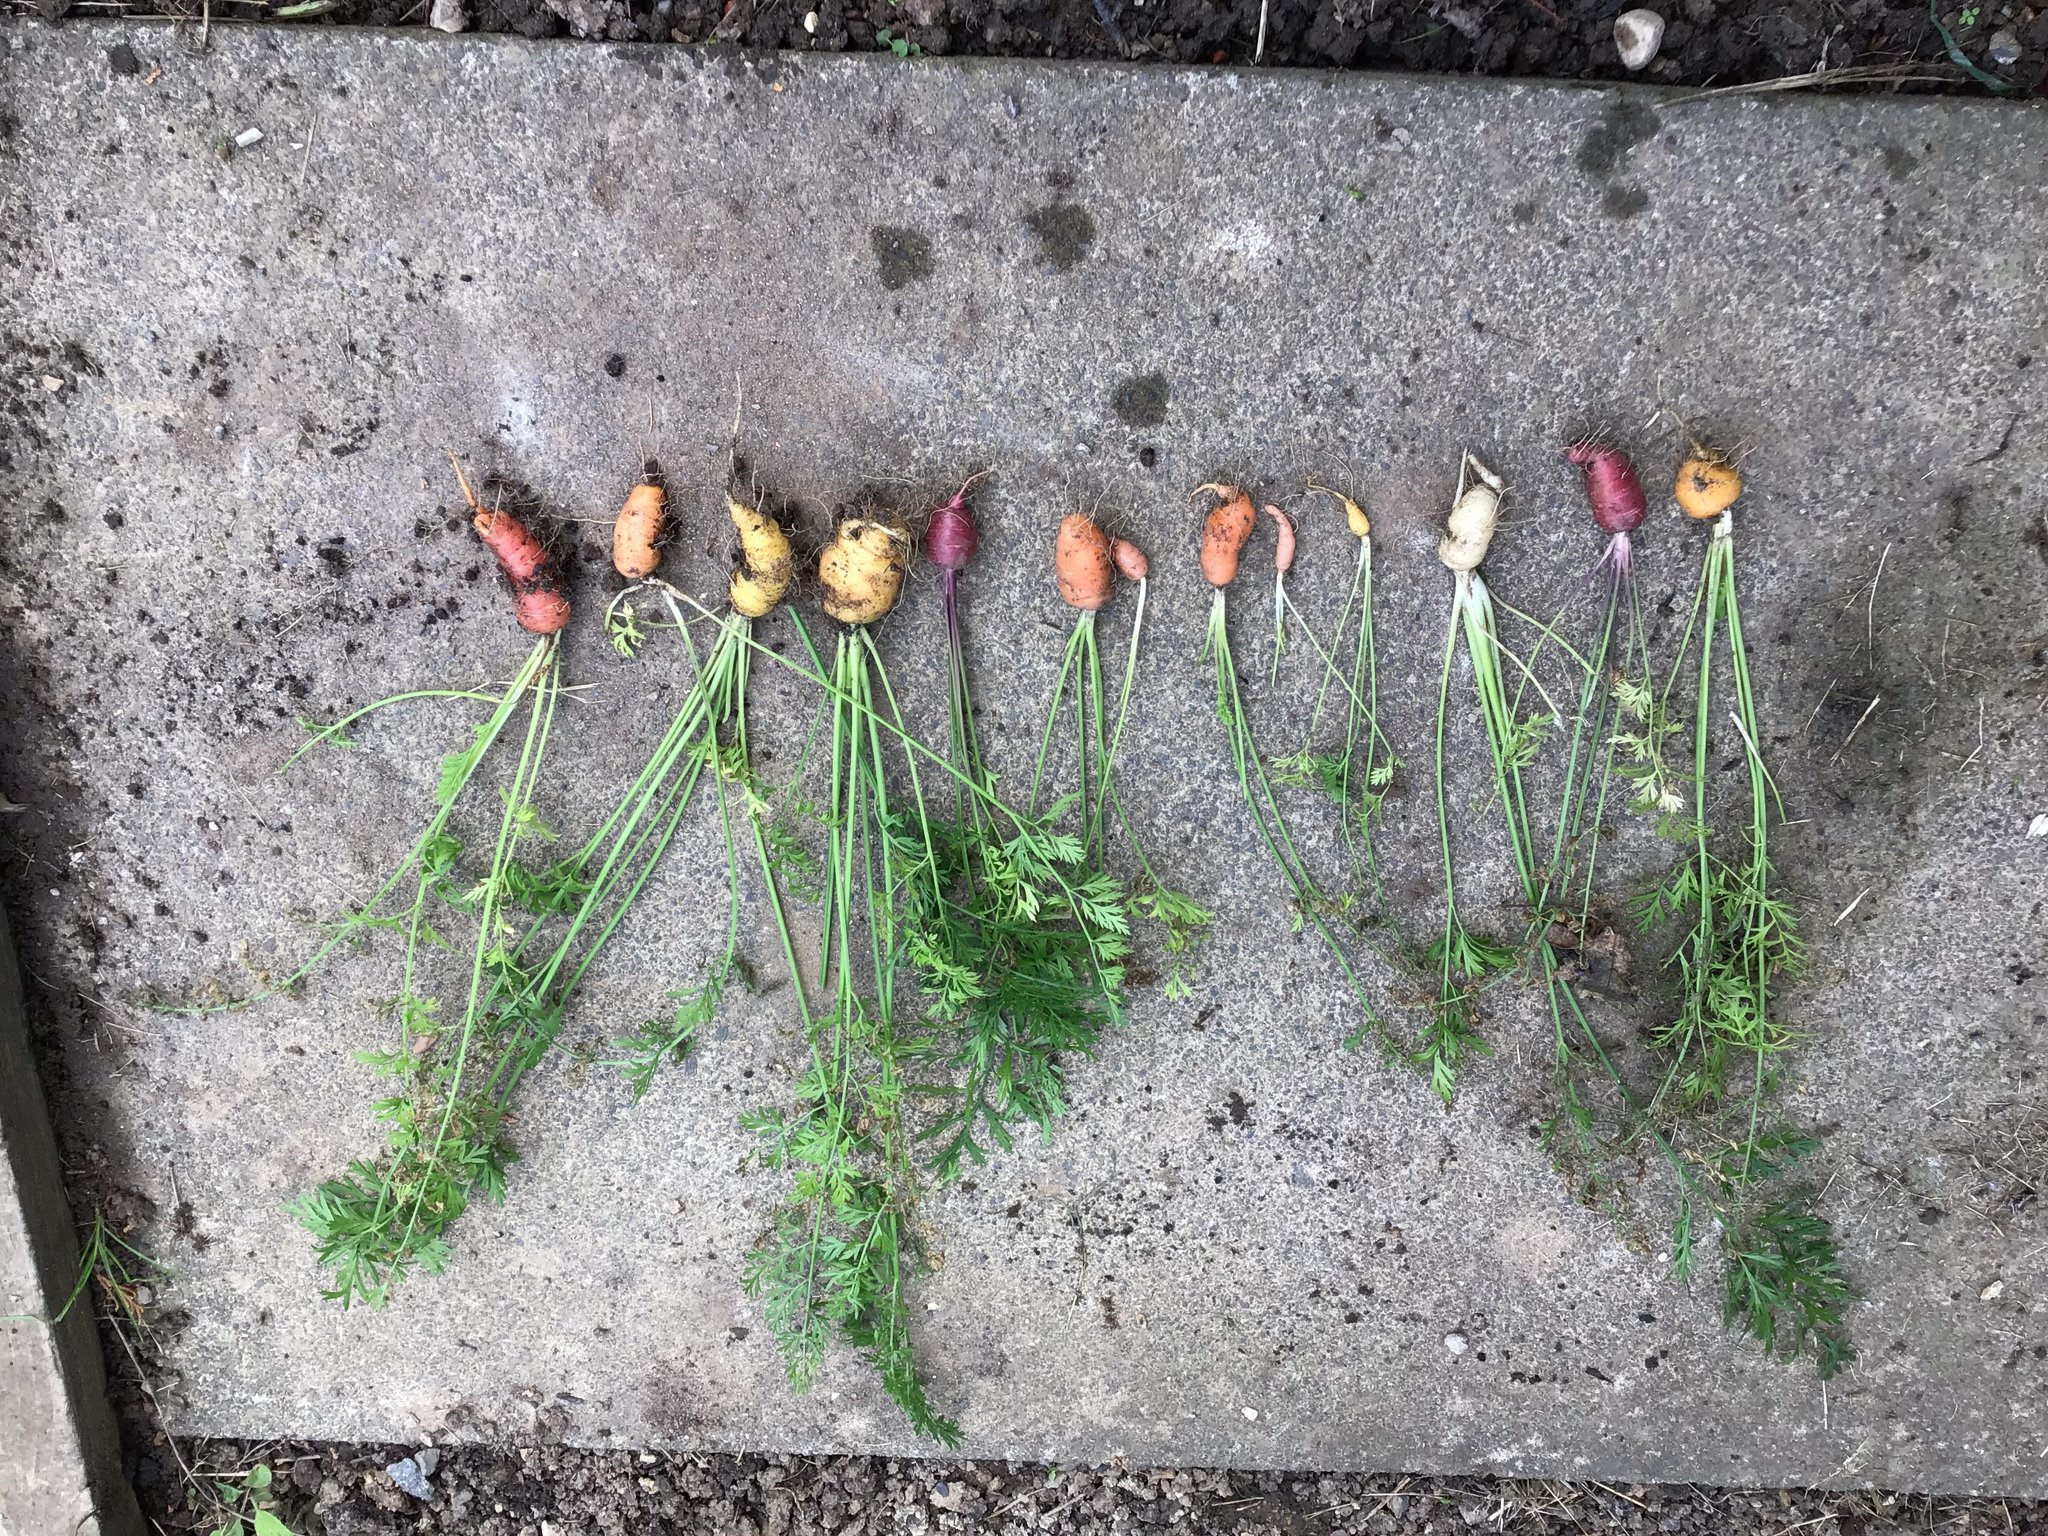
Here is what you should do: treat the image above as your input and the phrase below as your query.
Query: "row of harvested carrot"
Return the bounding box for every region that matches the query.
[460,442,1742,634]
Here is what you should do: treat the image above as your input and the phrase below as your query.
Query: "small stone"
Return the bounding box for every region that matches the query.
[1987,29,2020,65]
[429,0,470,32]
[385,1457,433,1501]
[1240,1406,1258,1421]
[413,1448,440,1476]
[40,374,64,392]
[1981,1278,2005,1300]
[233,126,263,148]
[802,9,817,29]
[2029,813,2048,838]
[1444,1331,1469,1355]
[1614,8,1665,69]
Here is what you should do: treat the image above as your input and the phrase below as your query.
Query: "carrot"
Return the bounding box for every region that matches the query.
[924,470,992,574]
[1110,537,1149,582]
[1436,455,1503,574]
[1262,503,1297,682]
[1308,482,1371,541]
[1196,483,1256,588]
[1675,448,1742,520]
[1566,441,1646,536]
[1055,514,1114,610]
[726,492,794,618]
[819,516,910,625]
[449,453,570,636]
[612,479,666,581]
[1264,503,1296,574]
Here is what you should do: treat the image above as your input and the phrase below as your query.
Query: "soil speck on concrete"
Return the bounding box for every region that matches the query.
[1110,372,1169,428]
[1023,203,1096,272]
[870,225,935,290]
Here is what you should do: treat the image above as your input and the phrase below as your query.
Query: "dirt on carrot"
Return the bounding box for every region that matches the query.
[819,515,910,624]
[450,453,571,635]
[1676,447,1743,519]
[1196,484,1256,588]
[1055,514,1114,610]
[727,492,795,617]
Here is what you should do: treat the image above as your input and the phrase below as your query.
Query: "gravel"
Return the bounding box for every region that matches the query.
[134,1436,2048,1536]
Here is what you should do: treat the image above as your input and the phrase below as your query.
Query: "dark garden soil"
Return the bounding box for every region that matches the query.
[120,1422,2048,1536]
[23,0,2048,93]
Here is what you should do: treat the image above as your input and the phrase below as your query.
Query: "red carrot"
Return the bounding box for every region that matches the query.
[449,454,571,636]
[1566,441,1646,535]
[924,470,992,574]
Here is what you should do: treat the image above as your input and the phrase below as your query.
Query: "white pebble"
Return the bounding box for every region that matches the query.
[802,8,817,29]
[2027,813,2048,838]
[1444,1331,1468,1355]
[1241,1406,1258,1421]
[233,126,264,148]
[1981,1279,2005,1301]
[1613,8,1665,70]
[40,374,64,392]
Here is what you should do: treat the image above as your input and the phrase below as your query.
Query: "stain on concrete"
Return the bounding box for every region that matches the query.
[1205,1090,1255,1131]
[1575,97,1660,177]
[1023,203,1096,272]
[869,225,934,291]
[1603,184,1651,219]
[1110,372,1169,428]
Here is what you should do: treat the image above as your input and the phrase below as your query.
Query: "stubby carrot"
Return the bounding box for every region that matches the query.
[612,478,666,581]
[1197,484,1257,588]
[819,516,910,625]
[1675,448,1742,520]
[1567,440,1647,540]
[1055,514,1114,611]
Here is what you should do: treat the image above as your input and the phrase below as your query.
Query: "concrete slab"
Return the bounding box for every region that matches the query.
[1,18,2046,1496]
[1,902,144,1536]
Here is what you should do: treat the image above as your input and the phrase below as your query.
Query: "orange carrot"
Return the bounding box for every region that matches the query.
[1055,514,1114,611]
[1110,537,1149,582]
[612,479,666,580]
[449,454,571,636]
[1196,484,1256,588]
[1675,449,1742,520]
